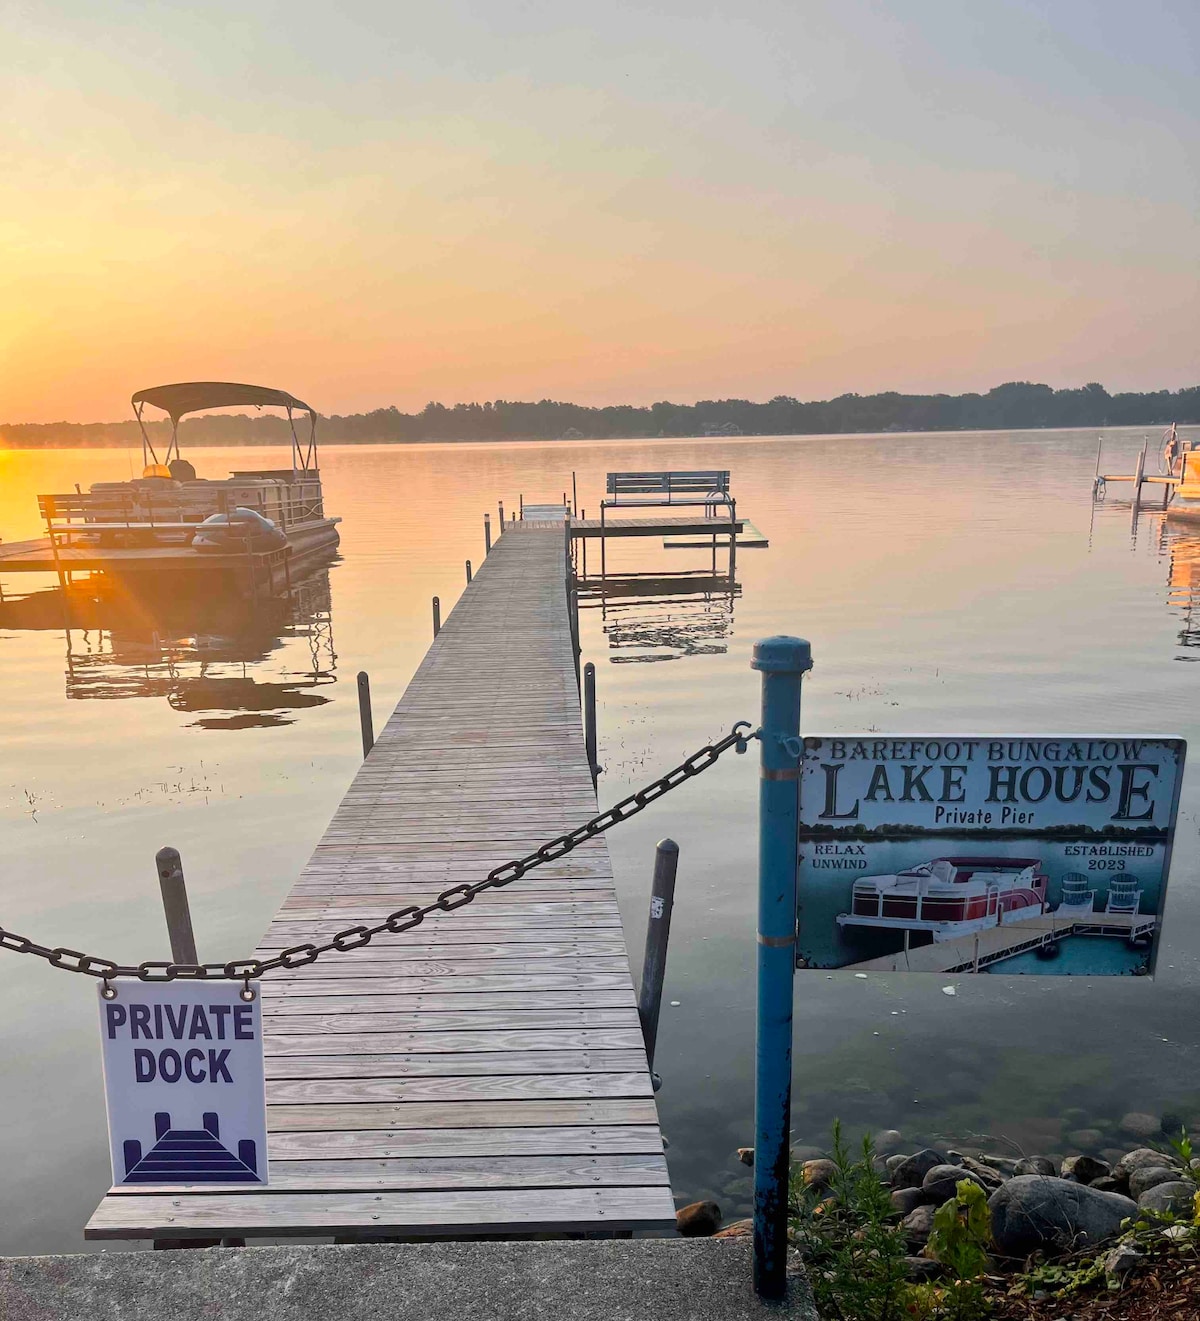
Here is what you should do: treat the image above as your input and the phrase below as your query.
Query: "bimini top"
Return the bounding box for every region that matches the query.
[132,382,314,424]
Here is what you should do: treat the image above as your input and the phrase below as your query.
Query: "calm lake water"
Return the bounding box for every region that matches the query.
[2,426,1199,1254]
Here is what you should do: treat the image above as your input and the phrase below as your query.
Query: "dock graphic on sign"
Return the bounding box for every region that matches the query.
[98,981,268,1187]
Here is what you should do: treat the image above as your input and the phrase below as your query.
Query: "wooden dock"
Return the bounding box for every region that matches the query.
[85,521,675,1241]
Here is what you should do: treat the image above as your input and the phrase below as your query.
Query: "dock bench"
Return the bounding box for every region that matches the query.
[600,471,735,574]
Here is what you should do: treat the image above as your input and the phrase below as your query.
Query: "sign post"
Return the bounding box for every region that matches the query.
[751,636,812,1300]
[98,981,268,1187]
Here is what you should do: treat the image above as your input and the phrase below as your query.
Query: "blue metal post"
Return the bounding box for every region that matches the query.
[751,635,811,1300]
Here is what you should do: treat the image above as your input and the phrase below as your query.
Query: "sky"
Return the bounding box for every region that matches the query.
[1,0,1197,422]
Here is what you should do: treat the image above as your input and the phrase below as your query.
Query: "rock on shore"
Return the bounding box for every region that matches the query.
[988,1176,1137,1258]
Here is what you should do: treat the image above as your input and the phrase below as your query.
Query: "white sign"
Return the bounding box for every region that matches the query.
[98,981,268,1187]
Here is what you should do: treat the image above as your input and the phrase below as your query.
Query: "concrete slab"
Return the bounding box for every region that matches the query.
[1,1239,815,1321]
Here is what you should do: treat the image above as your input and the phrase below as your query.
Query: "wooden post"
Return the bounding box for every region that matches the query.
[484,514,492,554]
[637,839,678,1074]
[466,559,472,584]
[499,500,505,527]
[1132,442,1147,517]
[519,495,524,519]
[432,596,441,637]
[357,671,374,757]
[572,471,578,517]
[155,847,198,965]
[584,662,599,786]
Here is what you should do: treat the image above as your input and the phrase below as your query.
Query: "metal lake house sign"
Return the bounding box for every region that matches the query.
[797,735,1186,976]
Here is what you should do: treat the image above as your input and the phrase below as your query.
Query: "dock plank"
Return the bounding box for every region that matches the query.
[85,524,671,1242]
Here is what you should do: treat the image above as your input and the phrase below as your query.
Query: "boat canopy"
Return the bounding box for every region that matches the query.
[132,381,318,473]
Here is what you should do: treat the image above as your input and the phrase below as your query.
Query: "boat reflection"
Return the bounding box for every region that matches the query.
[0,561,337,726]
[1165,530,1200,653]
[578,570,739,664]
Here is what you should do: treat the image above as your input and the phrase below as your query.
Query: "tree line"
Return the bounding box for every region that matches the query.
[4,380,1199,449]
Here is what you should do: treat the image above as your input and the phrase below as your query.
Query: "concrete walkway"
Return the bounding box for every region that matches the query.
[1,1240,816,1321]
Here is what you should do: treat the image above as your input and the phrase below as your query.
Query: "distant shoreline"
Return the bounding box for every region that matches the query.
[2,420,1198,454]
[3,380,1198,449]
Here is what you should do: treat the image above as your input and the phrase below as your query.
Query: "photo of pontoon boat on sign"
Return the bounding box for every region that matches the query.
[836,856,1049,942]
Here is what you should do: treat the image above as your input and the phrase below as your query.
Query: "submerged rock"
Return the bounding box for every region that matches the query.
[1120,1113,1162,1140]
[1138,1181,1197,1216]
[885,1154,909,1175]
[1065,1128,1105,1152]
[988,1176,1137,1258]
[891,1148,947,1190]
[736,1147,754,1166]
[873,1129,904,1155]
[1061,1155,1111,1185]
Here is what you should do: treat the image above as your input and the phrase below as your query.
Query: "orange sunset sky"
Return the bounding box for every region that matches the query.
[2,0,1197,424]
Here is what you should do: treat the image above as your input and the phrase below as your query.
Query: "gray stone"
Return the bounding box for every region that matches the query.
[1137,1181,1197,1217]
[1090,1177,1122,1193]
[901,1205,937,1245]
[713,1218,753,1239]
[1120,1112,1163,1140]
[1060,1155,1110,1185]
[988,1176,1138,1258]
[976,1155,1020,1176]
[922,1164,985,1204]
[891,1186,931,1215]
[800,1159,838,1190]
[1159,1111,1185,1138]
[1128,1166,1182,1200]
[873,1129,904,1156]
[1065,1128,1105,1152]
[891,1148,947,1190]
[1103,1244,1143,1281]
[676,1200,722,1236]
[885,1154,909,1175]
[0,1240,819,1321]
[958,1156,1005,1188]
[1013,1156,1056,1178]
[1113,1148,1179,1181]
[903,1256,944,1282]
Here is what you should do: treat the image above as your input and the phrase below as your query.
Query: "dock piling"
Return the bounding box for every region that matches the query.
[584,662,599,786]
[751,635,812,1301]
[432,596,441,638]
[466,559,472,584]
[357,671,375,757]
[637,839,679,1078]
[484,514,492,554]
[499,500,505,527]
[155,847,198,965]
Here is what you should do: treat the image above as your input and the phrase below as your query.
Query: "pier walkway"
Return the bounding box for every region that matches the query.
[86,522,675,1241]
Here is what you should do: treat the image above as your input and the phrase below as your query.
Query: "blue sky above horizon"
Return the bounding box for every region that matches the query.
[1,0,1197,421]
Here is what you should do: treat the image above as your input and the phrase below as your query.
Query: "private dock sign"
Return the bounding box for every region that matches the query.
[98,981,268,1186]
[797,736,1186,977]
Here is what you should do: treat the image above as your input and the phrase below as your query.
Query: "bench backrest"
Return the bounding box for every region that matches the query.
[606,470,730,497]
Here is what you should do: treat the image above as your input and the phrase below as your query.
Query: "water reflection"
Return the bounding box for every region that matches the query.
[579,571,739,663]
[0,560,337,725]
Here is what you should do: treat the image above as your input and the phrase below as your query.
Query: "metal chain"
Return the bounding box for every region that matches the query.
[0,721,754,984]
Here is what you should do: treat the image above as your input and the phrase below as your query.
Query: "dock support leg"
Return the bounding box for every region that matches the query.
[466,559,472,584]
[155,846,198,965]
[637,839,678,1077]
[357,671,375,757]
[432,596,441,638]
[484,514,492,554]
[499,501,505,527]
[751,635,812,1301]
[583,662,599,787]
